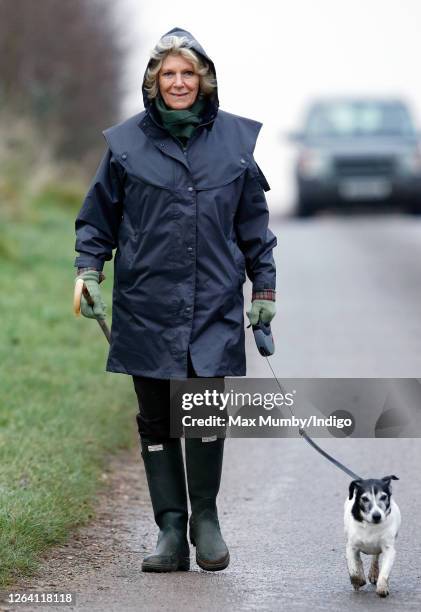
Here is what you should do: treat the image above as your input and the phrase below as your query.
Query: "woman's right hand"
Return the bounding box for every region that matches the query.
[76,270,107,319]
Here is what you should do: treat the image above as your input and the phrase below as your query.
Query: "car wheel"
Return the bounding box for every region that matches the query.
[407,198,421,215]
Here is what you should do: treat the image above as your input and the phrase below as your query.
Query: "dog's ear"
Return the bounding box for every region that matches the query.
[382,475,399,483]
[349,479,362,499]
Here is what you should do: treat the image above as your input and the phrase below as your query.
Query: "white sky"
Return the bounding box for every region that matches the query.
[116,0,421,212]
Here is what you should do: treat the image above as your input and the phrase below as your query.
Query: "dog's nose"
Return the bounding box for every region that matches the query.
[372,512,381,523]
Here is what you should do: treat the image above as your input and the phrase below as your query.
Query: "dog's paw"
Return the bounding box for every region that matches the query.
[376,578,389,598]
[368,565,379,584]
[350,574,366,590]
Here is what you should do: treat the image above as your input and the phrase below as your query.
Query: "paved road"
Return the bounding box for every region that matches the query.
[250,214,421,378]
[8,214,421,611]
[21,439,420,612]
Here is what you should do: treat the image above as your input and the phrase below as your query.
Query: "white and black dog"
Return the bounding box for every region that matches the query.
[344,475,401,598]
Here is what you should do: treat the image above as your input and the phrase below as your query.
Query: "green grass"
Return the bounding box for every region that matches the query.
[0,194,138,587]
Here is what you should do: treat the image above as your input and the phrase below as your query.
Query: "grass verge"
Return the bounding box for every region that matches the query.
[0,195,137,587]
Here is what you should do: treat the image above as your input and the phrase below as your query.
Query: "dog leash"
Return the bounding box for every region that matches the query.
[251,322,362,480]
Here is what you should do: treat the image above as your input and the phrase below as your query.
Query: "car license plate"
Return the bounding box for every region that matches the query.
[339,178,392,200]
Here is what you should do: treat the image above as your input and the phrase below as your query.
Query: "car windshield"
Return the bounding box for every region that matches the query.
[305,101,416,138]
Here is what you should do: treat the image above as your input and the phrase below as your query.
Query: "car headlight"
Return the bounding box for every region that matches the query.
[399,150,421,175]
[298,149,331,178]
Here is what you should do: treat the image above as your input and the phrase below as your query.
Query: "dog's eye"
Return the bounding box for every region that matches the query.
[361,495,369,502]
[379,494,387,501]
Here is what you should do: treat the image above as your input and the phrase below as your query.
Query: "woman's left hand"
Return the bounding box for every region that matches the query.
[246,300,276,326]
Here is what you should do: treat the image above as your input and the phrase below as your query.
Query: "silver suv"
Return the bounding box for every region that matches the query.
[291,98,421,216]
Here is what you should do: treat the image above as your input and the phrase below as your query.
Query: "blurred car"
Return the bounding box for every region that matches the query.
[290,98,421,216]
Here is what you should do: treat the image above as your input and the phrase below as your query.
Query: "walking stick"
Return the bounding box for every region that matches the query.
[73,278,111,344]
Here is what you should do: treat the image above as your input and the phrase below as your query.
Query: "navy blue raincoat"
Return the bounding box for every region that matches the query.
[75,27,277,378]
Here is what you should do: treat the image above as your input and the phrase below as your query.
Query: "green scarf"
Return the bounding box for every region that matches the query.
[154,94,206,144]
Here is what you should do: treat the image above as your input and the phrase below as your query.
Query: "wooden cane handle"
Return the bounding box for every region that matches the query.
[73,278,111,343]
[73,278,97,316]
[73,278,84,316]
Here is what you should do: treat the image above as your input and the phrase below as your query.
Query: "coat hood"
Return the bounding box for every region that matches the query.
[142,27,219,120]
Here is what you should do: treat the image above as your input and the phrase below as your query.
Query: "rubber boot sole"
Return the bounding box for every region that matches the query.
[190,531,230,571]
[141,556,190,572]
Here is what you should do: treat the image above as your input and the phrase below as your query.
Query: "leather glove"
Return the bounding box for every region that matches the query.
[246,299,276,326]
[76,270,107,320]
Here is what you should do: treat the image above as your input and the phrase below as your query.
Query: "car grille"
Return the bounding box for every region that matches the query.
[334,156,395,177]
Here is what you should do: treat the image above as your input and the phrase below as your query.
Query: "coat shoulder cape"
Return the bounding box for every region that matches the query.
[101,109,267,190]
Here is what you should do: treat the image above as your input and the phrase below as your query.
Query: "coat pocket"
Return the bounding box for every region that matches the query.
[228,239,246,286]
[115,221,137,281]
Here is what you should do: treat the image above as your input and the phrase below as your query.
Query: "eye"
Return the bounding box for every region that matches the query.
[161,71,174,78]
[361,495,369,503]
[183,71,194,77]
[379,494,387,501]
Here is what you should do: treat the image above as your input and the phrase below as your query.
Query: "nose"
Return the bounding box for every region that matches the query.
[372,512,381,523]
[174,73,184,87]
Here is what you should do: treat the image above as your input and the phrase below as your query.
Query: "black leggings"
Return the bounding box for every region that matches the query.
[133,350,224,439]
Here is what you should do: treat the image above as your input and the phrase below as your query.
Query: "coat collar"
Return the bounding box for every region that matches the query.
[103,109,263,191]
[138,100,217,170]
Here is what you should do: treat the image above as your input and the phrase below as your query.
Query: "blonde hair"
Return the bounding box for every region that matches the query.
[144,35,217,100]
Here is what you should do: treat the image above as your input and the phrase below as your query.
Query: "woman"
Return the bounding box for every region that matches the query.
[74,27,277,572]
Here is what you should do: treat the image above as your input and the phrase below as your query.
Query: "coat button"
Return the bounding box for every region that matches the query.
[240,158,246,164]
[122,153,127,160]
[186,307,191,312]
[188,187,194,192]
[187,247,193,252]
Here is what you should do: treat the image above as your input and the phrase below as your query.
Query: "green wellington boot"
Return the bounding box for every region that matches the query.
[140,437,190,572]
[185,437,230,571]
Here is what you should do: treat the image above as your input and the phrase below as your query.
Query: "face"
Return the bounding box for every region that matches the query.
[158,54,200,110]
[349,476,398,524]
